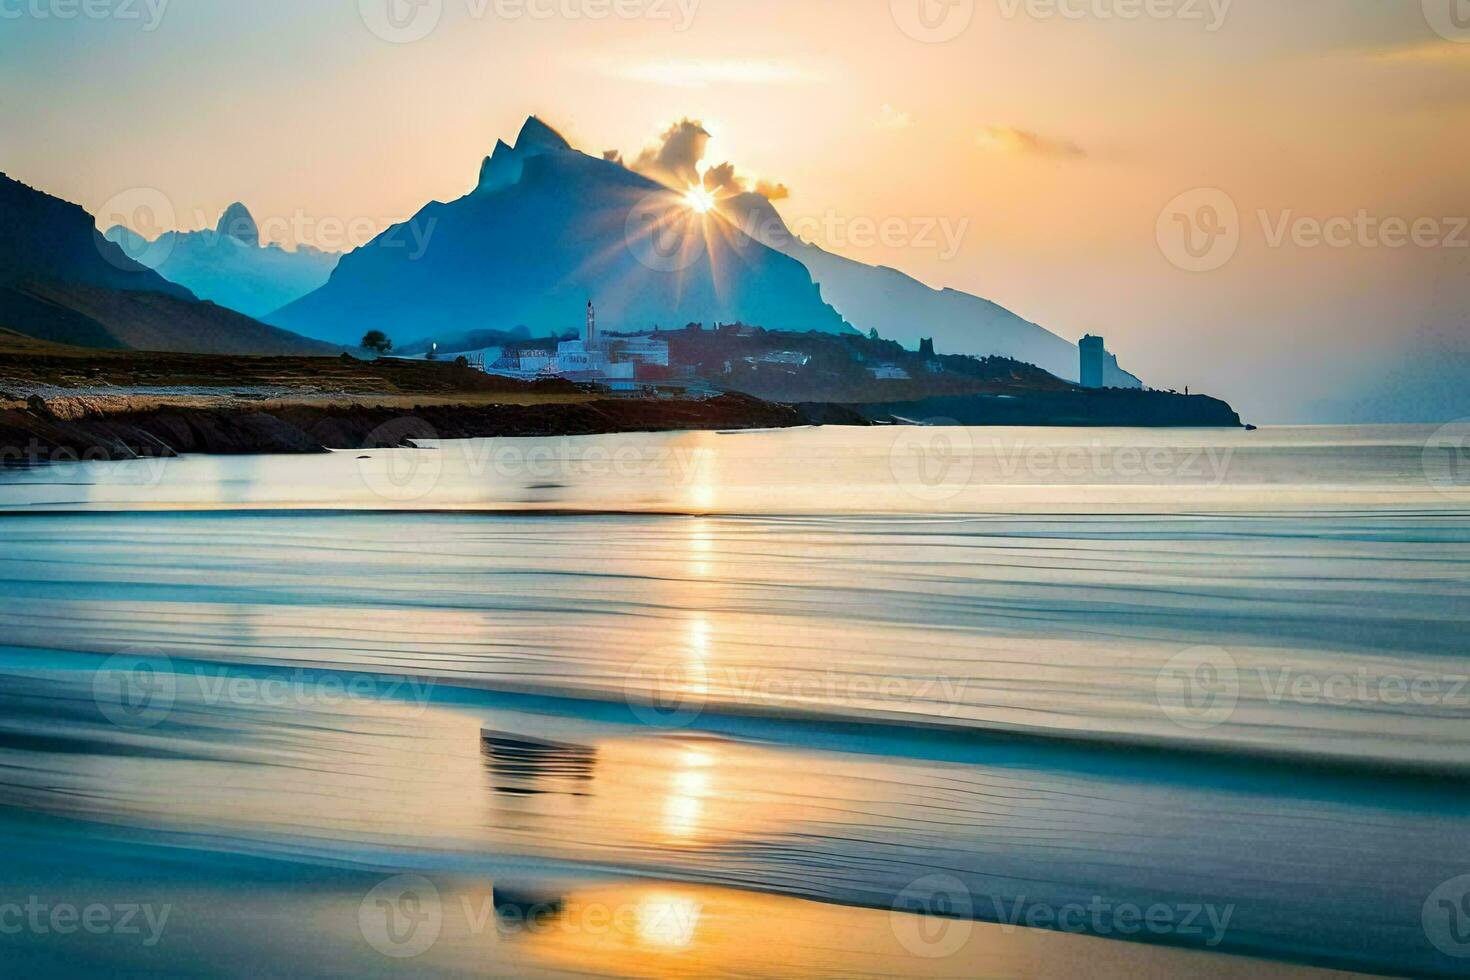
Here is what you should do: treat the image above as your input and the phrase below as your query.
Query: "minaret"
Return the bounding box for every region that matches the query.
[586,300,597,348]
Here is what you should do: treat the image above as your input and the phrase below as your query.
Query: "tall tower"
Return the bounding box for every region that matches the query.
[1079,335,1106,388]
[586,300,597,347]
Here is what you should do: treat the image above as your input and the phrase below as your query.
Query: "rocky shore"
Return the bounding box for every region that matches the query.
[0,392,859,463]
[854,389,1243,428]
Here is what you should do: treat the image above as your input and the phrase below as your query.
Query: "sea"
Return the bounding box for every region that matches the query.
[0,424,1466,977]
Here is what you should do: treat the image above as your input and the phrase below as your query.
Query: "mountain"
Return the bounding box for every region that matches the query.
[0,172,336,355]
[721,191,1140,386]
[103,203,340,319]
[269,117,852,346]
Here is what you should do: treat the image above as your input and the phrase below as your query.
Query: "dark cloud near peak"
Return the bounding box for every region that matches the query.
[627,117,792,202]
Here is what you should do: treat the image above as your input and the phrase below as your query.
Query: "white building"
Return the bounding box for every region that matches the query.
[476,303,669,383]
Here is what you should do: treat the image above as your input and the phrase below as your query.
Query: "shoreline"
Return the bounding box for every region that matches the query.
[0,391,862,463]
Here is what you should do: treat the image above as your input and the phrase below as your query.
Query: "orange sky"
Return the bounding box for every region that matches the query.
[2,0,1467,421]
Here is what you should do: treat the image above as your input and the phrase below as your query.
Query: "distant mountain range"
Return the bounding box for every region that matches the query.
[264,116,1123,384]
[268,117,852,346]
[0,172,335,355]
[1,116,1139,384]
[104,203,339,319]
[721,192,1115,384]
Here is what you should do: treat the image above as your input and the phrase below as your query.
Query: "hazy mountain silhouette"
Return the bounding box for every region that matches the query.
[104,203,340,319]
[269,117,852,345]
[721,191,1133,385]
[0,173,336,354]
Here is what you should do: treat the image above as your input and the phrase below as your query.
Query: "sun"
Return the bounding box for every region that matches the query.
[683,185,716,214]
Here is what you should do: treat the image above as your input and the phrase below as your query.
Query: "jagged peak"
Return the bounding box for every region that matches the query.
[216,202,259,247]
[515,116,571,152]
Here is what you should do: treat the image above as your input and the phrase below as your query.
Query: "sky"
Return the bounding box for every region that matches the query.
[1,0,1467,422]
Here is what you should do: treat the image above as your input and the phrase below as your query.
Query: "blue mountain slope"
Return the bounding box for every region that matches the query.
[269,118,852,346]
[104,204,340,319]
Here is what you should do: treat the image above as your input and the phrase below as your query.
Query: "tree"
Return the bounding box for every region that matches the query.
[361,330,392,354]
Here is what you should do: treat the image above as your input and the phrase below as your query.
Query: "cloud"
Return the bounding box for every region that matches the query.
[627,118,792,202]
[878,104,913,130]
[632,118,711,187]
[702,161,740,193]
[977,126,1086,159]
[608,58,830,89]
[753,180,790,202]
[1362,41,1470,65]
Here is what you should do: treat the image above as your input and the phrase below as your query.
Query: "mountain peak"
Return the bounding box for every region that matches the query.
[515,116,571,152]
[216,203,259,247]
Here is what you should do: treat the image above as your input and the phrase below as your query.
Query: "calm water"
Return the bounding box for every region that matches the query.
[0,425,1466,976]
